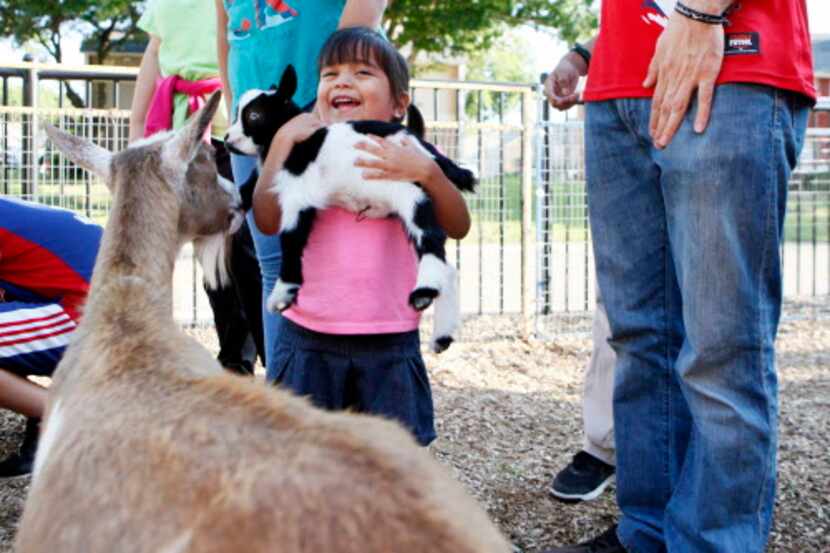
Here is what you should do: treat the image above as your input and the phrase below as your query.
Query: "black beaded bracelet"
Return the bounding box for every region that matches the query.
[674,1,730,25]
[570,42,591,68]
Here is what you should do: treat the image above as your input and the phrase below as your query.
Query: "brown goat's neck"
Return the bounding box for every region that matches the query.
[83,177,181,325]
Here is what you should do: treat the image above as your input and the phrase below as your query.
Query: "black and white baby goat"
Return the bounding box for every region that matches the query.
[226,65,475,353]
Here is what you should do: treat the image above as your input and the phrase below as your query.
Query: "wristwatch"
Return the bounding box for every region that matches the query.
[570,42,591,68]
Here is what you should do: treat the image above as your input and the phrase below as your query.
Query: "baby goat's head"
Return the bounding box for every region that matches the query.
[45,91,244,287]
[225,65,302,156]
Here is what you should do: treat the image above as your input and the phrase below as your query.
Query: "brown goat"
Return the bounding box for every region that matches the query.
[15,92,512,553]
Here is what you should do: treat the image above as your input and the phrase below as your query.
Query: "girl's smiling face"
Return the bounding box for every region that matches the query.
[316,58,408,124]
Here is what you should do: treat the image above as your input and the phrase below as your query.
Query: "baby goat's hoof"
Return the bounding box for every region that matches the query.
[431,336,453,353]
[267,281,300,313]
[409,288,439,311]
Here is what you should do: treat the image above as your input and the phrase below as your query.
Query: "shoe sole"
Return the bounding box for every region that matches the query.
[0,472,32,480]
[548,473,615,503]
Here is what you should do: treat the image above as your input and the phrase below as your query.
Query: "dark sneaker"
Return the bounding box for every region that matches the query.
[0,417,39,478]
[542,525,625,553]
[549,450,615,503]
[223,361,255,377]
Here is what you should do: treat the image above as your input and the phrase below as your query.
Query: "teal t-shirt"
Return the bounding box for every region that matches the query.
[223,0,345,114]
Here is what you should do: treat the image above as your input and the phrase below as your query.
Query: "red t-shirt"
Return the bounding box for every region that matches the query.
[584,0,816,102]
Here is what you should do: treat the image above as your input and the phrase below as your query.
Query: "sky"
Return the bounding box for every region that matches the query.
[1,1,828,75]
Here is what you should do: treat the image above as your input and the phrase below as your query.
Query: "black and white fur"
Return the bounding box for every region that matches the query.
[226,66,475,353]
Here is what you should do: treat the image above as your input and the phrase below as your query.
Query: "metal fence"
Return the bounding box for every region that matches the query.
[534,108,830,337]
[1,62,828,336]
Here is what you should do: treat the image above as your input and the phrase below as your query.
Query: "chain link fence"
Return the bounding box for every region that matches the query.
[533,109,830,337]
[2,63,828,336]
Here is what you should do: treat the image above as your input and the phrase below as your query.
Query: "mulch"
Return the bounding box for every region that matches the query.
[0,306,827,552]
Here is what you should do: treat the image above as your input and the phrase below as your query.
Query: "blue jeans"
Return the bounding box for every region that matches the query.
[230,153,283,373]
[586,84,808,553]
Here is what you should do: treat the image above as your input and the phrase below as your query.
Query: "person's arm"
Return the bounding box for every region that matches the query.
[543,36,596,111]
[215,0,233,122]
[253,113,325,234]
[353,137,471,239]
[128,35,162,143]
[0,369,47,419]
[337,0,387,29]
[643,0,732,148]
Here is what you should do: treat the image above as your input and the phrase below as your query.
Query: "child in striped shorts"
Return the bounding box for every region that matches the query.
[0,197,102,477]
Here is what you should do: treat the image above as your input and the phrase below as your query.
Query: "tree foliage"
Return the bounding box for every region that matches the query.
[462,29,537,120]
[0,0,144,65]
[384,0,597,61]
[0,0,145,106]
[0,0,596,67]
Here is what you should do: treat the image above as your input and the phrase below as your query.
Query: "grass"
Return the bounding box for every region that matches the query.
[785,196,829,243]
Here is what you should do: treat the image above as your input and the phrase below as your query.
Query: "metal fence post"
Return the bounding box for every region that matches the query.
[537,73,552,320]
[30,65,40,199]
[521,87,537,336]
[21,64,34,198]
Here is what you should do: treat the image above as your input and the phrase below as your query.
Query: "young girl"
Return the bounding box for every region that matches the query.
[215,0,386,377]
[253,27,470,446]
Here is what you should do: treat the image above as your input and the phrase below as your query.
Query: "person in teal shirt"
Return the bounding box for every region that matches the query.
[215,0,386,376]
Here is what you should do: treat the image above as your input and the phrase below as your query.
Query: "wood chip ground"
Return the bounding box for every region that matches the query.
[0,304,827,552]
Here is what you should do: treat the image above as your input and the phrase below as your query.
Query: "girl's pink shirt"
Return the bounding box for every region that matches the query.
[282,207,421,334]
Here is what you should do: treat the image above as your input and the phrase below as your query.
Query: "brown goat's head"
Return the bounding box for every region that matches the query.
[45,92,243,287]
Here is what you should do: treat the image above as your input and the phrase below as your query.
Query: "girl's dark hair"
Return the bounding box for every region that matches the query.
[318,27,410,103]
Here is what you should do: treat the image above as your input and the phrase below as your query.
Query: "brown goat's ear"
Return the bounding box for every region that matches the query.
[165,91,222,165]
[44,124,112,186]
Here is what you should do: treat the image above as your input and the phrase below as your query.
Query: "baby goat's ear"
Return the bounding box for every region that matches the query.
[276,65,297,101]
[44,124,112,185]
[165,90,222,165]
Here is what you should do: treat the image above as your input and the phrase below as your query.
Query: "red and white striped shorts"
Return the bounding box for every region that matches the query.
[0,302,77,377]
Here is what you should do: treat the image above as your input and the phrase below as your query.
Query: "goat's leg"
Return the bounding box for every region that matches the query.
[267,207,316,313]
[429,263,460,353]
[399,198,460,351]
[400,197,449,312]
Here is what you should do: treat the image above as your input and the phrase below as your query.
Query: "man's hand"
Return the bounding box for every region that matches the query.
[544,51,589,111]
[644,11,725,149]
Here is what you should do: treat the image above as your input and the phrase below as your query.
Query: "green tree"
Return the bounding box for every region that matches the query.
[384,0,596,63]
[462,28,538,120]
[0,0,145,106]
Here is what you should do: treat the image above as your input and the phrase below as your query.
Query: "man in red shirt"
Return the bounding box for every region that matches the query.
[542,1,815,552]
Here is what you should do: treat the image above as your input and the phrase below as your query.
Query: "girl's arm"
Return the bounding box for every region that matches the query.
[253,113,325,234]
[215,0,233,122]
[354,137,471,239]
[338,0,387,29]
[128,36,161,143]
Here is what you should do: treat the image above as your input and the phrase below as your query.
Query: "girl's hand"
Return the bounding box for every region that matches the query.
[353,135,436,183]
[254,112,322,234]
[355,134,471,239]
[274,112,324,150]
